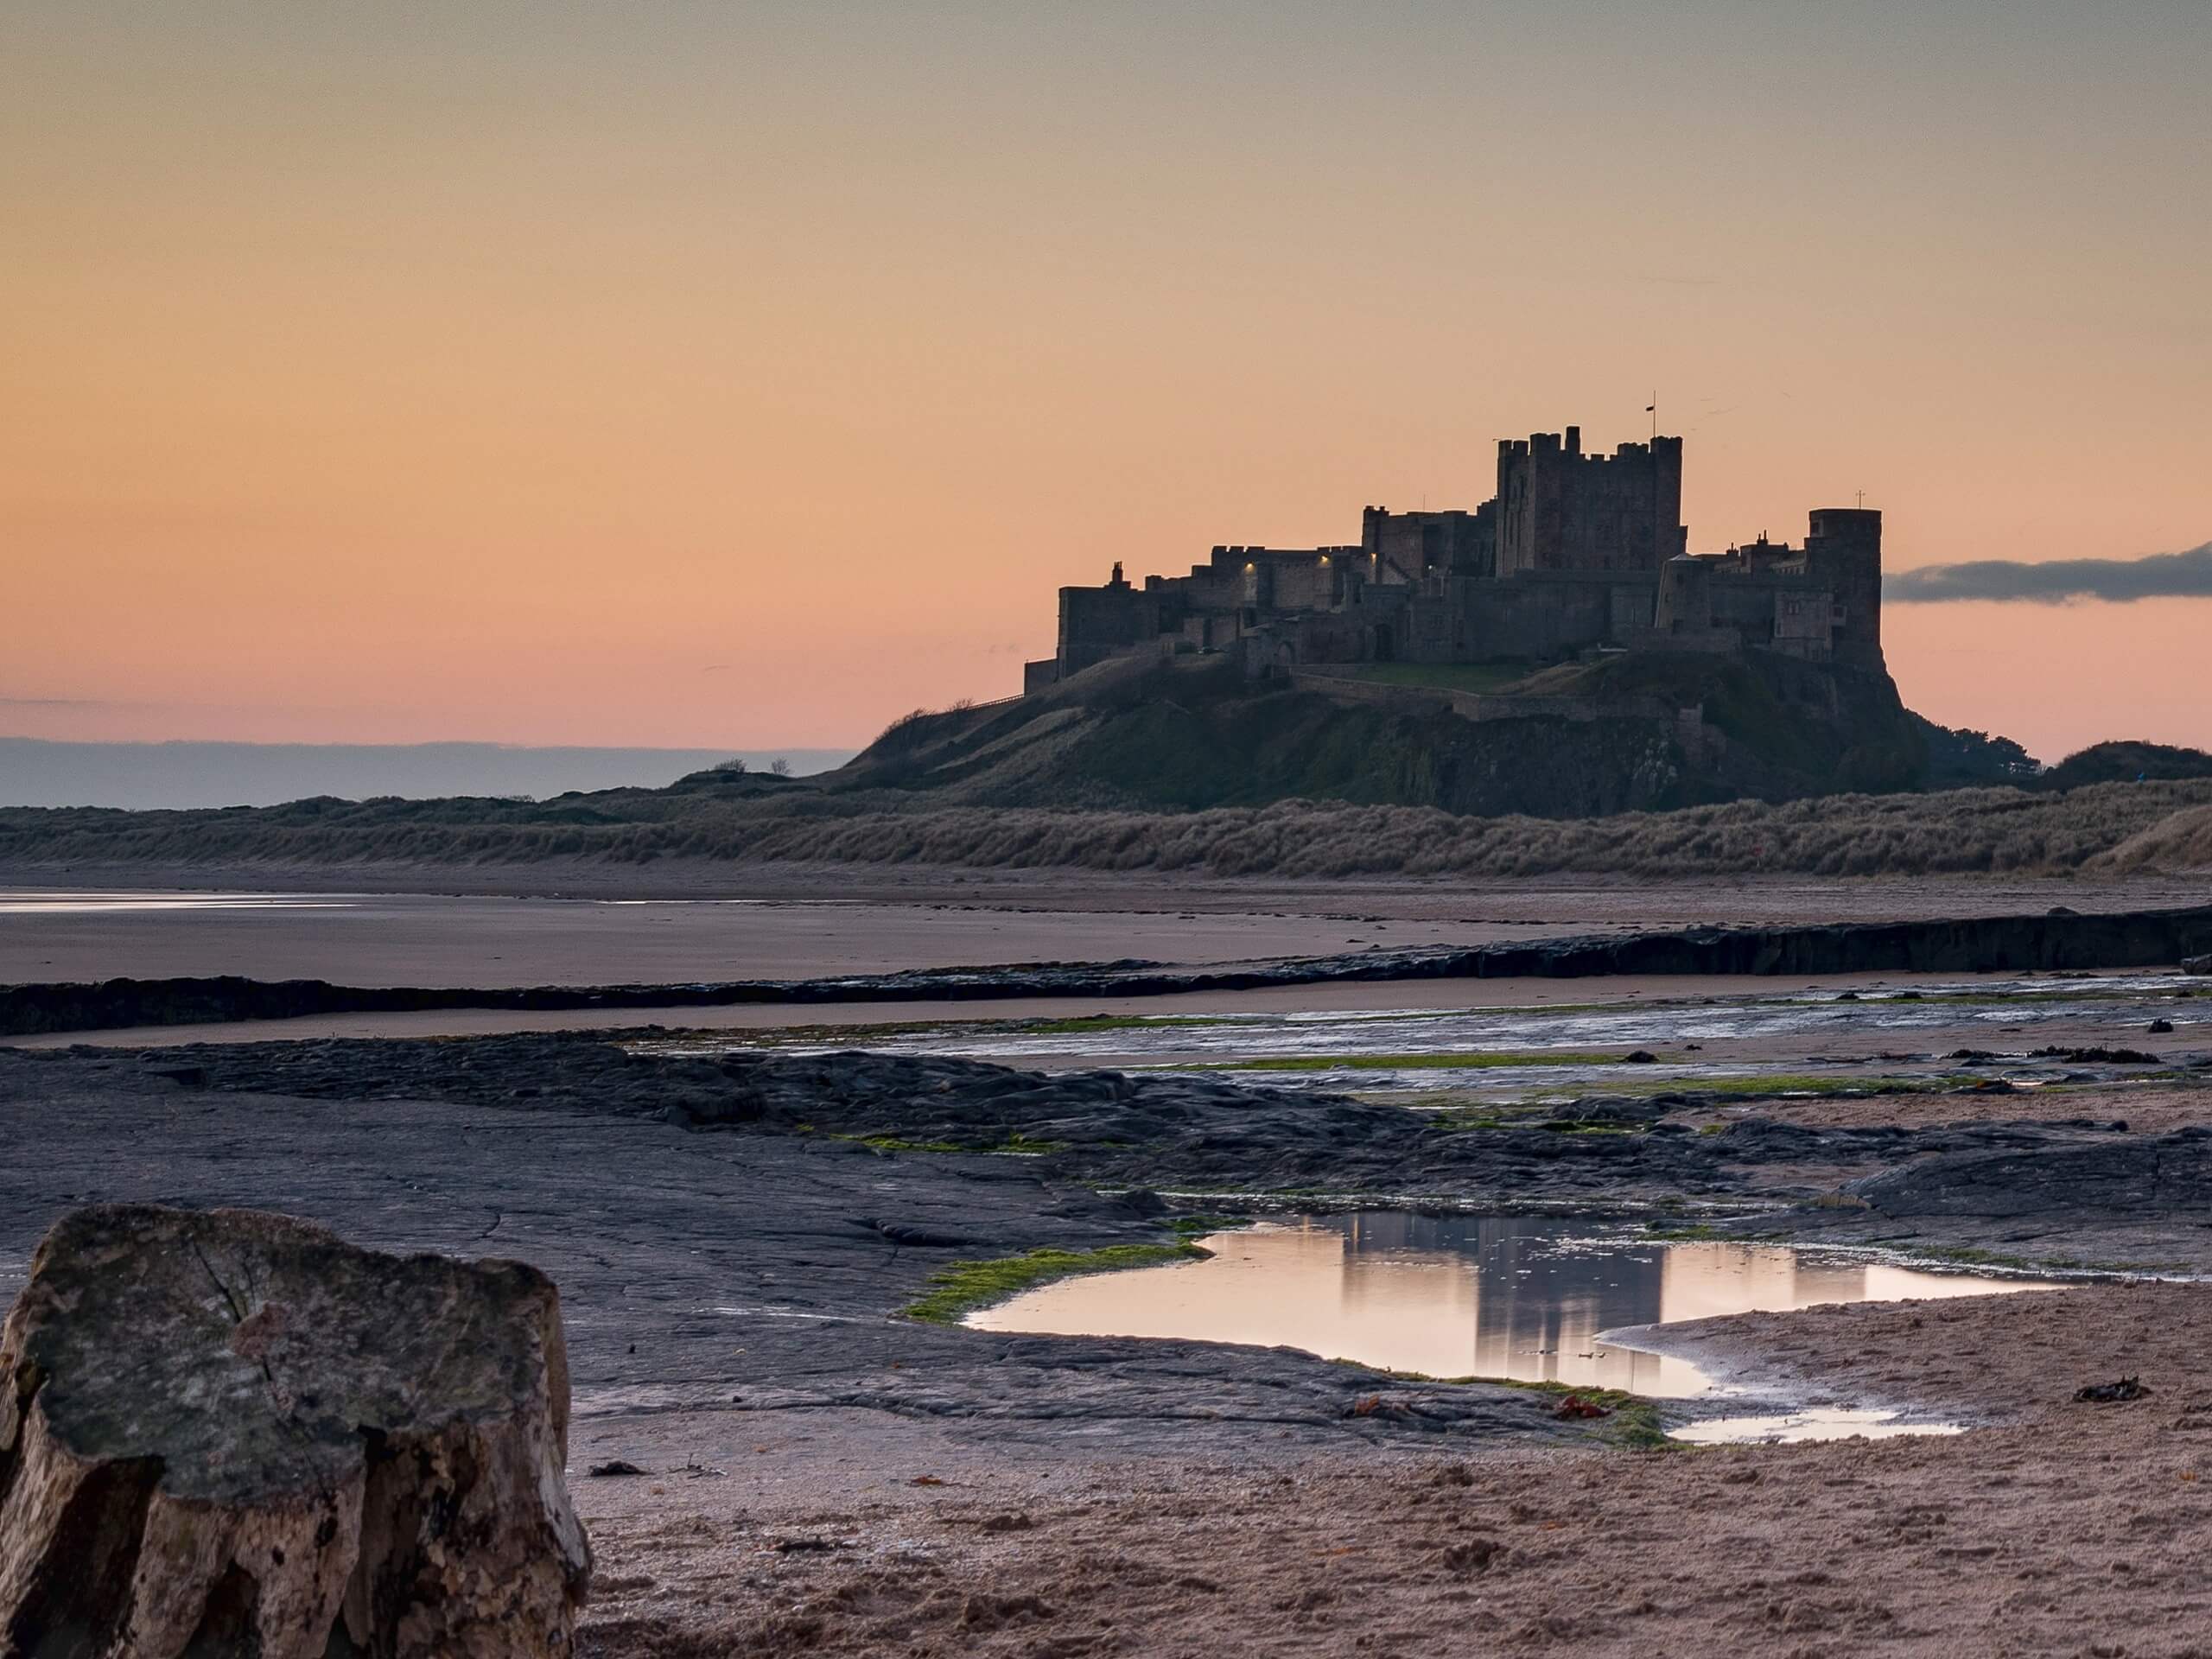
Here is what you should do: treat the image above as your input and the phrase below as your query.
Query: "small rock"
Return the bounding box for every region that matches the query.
[2075,1376,2153,1403]
[1438,1538,1505,1573]
[960,1593,1052,1630]
[588,1459,649,1478]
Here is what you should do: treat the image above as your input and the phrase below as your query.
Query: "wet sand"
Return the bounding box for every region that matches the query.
[13,859,2205,917]
[4,867,2203,991]
[22,966,2186,1050]
[576,1281,2212,1658]
[0,887,1566,988]
[1669,1081,2212,1137]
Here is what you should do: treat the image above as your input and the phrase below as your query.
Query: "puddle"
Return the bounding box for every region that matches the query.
[967,1215,2056,1437]
[1669,1408,1965,1445]
[0,891,353,914]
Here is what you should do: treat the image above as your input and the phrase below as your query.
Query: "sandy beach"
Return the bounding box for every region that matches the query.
[4,878,2210,1656]
[577,1281,2212,1658]
[5,866,2205,988]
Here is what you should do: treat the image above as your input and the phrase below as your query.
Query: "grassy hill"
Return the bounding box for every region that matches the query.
[2040,740,2212,791]
[839,649,1927,813]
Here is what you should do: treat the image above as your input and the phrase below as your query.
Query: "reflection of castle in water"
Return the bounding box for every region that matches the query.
[965,1213,2040,1394]
[1324,1214,1872,1395]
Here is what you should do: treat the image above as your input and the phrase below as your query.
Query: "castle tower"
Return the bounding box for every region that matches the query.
[1802,507,1883,669]
[1652,554,1713,635]
[1495,430,1686,577]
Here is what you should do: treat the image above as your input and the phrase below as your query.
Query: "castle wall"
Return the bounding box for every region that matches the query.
[1461,571,1657,659]
[1361,505,1495,585]
[1289,666,1685,725]
[1056,581,1157,676]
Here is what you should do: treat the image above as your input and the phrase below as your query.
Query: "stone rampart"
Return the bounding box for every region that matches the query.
[1289,667,1682,727]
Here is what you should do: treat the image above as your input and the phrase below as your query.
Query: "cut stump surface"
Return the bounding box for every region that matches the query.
[0,1204,589,1658]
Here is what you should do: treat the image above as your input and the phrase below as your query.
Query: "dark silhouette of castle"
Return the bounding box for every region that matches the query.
[1026,428,1883,692]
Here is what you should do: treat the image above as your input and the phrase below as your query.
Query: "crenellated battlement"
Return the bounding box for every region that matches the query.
[1022,426,1882,694]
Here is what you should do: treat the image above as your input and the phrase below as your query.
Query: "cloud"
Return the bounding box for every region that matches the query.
[1885,542,2212,604]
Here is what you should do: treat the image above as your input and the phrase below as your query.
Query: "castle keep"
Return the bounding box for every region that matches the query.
[1026,428,1883,692]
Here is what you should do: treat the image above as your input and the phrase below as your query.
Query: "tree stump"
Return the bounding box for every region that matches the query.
[0,1205,591,1658]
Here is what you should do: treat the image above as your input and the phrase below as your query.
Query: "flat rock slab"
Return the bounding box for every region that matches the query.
[1847,1126,2212,1219]
[0,1205,589,1658]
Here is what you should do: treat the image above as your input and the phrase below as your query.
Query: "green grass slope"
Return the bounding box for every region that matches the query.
[839,650,1926,813]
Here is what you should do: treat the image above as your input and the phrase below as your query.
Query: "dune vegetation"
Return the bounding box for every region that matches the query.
[3,773,2210,880]
[8,656,2209,880]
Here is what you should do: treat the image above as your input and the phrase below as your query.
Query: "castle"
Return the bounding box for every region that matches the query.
[1024,428,1883,693]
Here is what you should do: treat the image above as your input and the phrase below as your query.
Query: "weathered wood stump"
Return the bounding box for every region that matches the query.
[0,1205,590,1657]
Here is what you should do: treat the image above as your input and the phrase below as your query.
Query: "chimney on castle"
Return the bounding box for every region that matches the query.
[1564,425,1581,457]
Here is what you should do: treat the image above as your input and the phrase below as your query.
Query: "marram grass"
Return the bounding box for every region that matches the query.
[1209,1050,1630,1072]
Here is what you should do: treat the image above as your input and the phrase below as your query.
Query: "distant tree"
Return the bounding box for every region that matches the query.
[1911,718,2041,790]
[770,758,792,777]
[2042,739,2212,791]
[710,758,749,775]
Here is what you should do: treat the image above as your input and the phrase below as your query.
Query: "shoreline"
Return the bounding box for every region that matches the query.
[6,899,2209,1039]
[5,856,2206,913]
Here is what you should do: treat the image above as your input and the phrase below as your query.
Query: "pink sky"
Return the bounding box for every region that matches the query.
[6,4,2207,764]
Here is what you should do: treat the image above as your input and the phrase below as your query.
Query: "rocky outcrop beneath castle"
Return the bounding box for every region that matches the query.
[853,645,1929,816]
[7,904,2209,1036]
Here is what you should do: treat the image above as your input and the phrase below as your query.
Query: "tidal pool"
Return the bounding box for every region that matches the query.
[1669,1408,1965,1445]
[639,969,2199,1102]
[967,1214,2056,1402]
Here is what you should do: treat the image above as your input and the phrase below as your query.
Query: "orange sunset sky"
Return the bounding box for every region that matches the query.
[5,3,2208,762]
